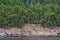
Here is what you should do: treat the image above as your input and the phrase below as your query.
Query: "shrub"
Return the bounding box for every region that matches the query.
[0,0,60,27]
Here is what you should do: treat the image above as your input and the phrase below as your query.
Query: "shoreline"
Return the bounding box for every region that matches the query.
[0,24,60,36]
[0,35,59,37]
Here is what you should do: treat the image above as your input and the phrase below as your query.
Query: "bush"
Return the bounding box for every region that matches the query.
[0,0,60,27]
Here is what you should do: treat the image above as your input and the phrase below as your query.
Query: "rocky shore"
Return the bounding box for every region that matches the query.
[0,24,60,36]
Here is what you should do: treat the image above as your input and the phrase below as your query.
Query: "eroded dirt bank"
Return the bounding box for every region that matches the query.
[0,24,60,36]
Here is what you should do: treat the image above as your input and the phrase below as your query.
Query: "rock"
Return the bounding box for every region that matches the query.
[0,32,7,36]
[21,24,59,36]
[5,28,22,36]
[0,24,59,36]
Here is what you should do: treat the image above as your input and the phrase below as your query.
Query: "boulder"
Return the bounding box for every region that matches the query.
[0,32,7,36]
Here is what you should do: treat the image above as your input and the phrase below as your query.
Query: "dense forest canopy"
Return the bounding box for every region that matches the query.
[0,0,60,27]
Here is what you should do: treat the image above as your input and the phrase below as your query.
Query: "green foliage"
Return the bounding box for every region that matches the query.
[0,0,60,27]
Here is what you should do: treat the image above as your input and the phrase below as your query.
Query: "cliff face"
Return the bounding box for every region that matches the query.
[0,24,60,36]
